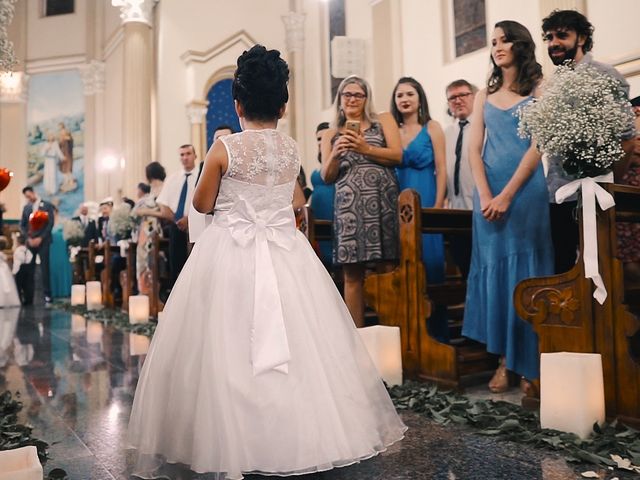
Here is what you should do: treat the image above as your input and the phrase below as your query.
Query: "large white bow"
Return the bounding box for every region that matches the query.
[226,197,296,376]
[555,172,614,305]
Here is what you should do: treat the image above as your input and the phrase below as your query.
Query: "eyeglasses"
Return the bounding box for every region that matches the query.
[447,92,473,103]
[542,30,570,42]
[341,92,367,100]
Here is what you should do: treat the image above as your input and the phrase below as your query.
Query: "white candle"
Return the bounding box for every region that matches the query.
[0,446,43,480]
[129,295,150,324]
[71,284,85,306]
[86,281,102,310]
[357,325,403,386]
[129,334,150,356]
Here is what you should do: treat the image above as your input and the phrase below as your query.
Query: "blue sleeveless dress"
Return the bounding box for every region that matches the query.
[461,99,553,380]
[310,169,335,264]
[397,126,447,342]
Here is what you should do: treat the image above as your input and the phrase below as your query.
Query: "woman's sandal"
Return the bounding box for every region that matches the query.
[488,359,509,393]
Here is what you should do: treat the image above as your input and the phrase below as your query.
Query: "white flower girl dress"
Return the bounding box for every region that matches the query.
[128,129,406,479]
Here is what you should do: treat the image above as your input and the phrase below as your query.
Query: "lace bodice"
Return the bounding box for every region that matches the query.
[216,129,300,213]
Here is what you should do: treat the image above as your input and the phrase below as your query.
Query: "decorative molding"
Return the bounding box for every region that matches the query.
[104,27,125,61]
[181,30,257,65]
[186,100,208,125]
[608,51,640,79]
[0,70,27,103]
[282,11,305,53]
[202,65,235,99]
[79,60,106,95]
[111,0,156,26]
[25,54,86,74]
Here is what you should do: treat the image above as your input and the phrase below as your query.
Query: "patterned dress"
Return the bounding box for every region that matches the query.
[332,123,399,265]
[617,163,640,263]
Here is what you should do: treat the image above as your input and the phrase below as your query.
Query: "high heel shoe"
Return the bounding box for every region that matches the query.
[488,359,509,393]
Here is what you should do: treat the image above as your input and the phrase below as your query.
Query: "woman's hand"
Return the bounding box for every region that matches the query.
[331,134,351,159]
[482,191,512,222]
[341,129,369,155]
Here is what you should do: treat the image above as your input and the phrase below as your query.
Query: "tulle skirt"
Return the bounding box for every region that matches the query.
[128,223,406,479]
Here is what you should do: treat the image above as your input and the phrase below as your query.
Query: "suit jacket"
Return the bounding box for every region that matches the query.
[72,216,99,247]
[20,199,55,245]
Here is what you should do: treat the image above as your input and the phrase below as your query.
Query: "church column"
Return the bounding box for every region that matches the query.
[79,60,105,202]
[0,0,27,219]
[282,2,305,143]
[186,101,209,163]
[370,0,403,106]
[112,0,156,198]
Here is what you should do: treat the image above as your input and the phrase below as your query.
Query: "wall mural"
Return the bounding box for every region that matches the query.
[26,70,84,218]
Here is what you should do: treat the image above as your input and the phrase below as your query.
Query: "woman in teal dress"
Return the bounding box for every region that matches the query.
[462,21,553,393]
[310,122,335,265]
[49,206,72,298]
[391,77,448,342]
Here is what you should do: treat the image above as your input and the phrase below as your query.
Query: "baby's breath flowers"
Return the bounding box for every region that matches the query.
[0,0,17,72]
[518,63,634,178]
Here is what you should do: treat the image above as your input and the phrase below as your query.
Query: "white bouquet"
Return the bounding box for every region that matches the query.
[518,63,634,178]
[62,219,85,247]
[108,203,135,239]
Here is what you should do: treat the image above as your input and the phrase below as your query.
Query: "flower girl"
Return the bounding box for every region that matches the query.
[128,45,406,480]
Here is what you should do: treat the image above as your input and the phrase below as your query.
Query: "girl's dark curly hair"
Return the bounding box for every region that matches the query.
[390,77,432,127]
[488,21,542,97]
[145,161,166,182]
[232,45,290,122]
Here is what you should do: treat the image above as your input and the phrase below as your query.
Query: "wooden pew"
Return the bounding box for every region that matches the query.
[150,233,170,319]
[364,189,497,389]
[119,242,137,312]
[101,240,119,308]
[514,183,640,425]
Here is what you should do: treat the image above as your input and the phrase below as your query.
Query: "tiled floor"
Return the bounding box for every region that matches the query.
[0,305,634,480]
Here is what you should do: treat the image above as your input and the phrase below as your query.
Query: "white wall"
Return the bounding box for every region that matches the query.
[155,0,290,174]
[26,0,87,61]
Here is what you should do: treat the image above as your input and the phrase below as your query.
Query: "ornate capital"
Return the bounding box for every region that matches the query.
[0,71,28,103]
[79,60,106,95]
[186,101,208,125]
[111,0,156,26]
[281,11,305,53]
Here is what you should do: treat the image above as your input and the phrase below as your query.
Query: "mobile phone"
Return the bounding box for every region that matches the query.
[345,120,360,133]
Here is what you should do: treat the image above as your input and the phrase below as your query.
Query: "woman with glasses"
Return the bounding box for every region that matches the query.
[462,21,553,394]
[390,77,448,342]
[321,75,402,327]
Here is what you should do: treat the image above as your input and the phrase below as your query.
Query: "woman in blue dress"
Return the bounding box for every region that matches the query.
[462,21,553,394]
[390,77,448,342]
[49,206,72,298]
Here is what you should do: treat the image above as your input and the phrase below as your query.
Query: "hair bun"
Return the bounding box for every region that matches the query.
[232,45,290,122]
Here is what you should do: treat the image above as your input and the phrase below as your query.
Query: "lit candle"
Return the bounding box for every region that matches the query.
[86,281,102,310]
[0,446,43,480]
[129,295,149,324]
[86,321,103,345]
[71,284,85,306]
[357,325,403,386]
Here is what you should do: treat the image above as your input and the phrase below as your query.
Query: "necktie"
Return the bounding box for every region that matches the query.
[454,119,469,196]
[174,173,192,220]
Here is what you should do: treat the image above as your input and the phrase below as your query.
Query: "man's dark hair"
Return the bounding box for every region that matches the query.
[122,197,135,209]
[145,161,166,182]
[179,144,196,153]
[542,9,594,53]
[232,45,289,121]
[214,125,234,134]
[316,122,330,133]
[22,186,34,194]
[137,182,151,195]
[445,79,478,94]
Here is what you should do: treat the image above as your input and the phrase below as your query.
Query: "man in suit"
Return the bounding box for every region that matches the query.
[72,203,99,247]
[20,186,55,304]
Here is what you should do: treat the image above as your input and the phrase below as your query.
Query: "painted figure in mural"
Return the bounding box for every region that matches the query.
[58,122,77,193]
[41,133,63,195]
